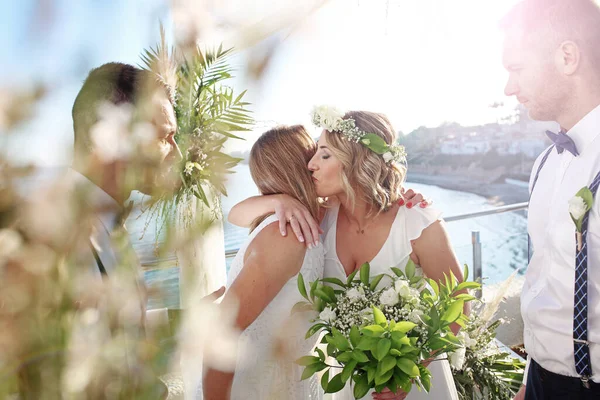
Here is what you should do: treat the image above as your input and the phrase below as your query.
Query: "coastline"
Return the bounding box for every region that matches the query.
[406,171,530,207]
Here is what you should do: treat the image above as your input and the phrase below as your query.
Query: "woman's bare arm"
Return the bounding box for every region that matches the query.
[228,194,321,246]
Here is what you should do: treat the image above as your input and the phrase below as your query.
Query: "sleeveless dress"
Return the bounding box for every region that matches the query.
[225,215,324,400]
[321,205,459,400]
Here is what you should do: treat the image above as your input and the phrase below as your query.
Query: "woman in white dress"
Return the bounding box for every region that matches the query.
[229,111,465,400]
[202,125,324,400]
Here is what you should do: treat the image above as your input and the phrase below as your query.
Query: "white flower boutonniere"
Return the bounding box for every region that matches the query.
[569,187,594,251]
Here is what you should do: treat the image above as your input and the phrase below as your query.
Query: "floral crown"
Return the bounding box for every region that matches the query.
[310,105,407,165]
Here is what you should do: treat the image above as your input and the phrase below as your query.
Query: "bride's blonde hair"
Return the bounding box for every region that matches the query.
[249,125,320,231]
[324,111,406,215]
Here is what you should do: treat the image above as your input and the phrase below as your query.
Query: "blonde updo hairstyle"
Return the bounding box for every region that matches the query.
[249,125,320,231]
[324,111,406,215]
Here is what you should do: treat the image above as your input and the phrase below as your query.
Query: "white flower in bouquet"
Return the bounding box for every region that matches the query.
[319,307,336,322]
[569,196,587,220]
[346,287,364,303]
[379,287,400,306]
[311,105,344,131]
[394,279,415,299]
[458,330,478,349]
[408,309,424,324]
[184,161,195,175]
[449,346,466,370]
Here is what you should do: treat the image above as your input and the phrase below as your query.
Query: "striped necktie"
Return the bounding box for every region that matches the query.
[573,170,600,386]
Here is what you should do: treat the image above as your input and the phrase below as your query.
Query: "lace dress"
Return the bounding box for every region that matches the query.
[321,205,459,400]
[226,215,324,400]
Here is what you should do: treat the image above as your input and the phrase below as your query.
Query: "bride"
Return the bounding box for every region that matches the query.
[229,109,466,400]
[202,125,324,400]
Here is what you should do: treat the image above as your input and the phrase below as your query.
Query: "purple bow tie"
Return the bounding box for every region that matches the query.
[545,130,580,157]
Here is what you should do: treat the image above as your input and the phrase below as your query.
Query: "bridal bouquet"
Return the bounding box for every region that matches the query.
[295,261,480,399]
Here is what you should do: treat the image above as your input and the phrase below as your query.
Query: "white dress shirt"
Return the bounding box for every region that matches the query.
[523,104,600,382]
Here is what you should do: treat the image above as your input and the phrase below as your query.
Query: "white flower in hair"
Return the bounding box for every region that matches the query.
[382,152,394,163]
[311,105,344,131]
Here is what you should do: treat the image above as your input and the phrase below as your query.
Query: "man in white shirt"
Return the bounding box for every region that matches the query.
[501,1,600,399]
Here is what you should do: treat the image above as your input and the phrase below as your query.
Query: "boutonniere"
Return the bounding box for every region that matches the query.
[569,187,594,251]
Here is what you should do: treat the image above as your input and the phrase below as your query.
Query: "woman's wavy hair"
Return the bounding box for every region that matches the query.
[324,111,406,215]
[249,125,319,231]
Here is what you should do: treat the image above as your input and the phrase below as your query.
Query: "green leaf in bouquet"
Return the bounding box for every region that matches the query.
[321,285,337,302]
[296,356,322,366]
[297,273,309,300]
[321,277,347,287]
[327,342,336,356]
[325,374,345,394]
[320,369,330,392]
[393,369,410,390]
[336,351,353,363]
[351,349,370,363]
[314,288,334,303]
[418,366,432,392]
[354,373,370,399]
[357,336,379,351]
[443,331,461,345]
[291,301,314,314]
[453,293,477,302]
[428,307,440,333]
[301,362,326,380]
[396,358,419,378]
[405,259,416,280]
[341,360,358,383]
[375,339,392,361]
[350,325,361,347]
[314,297,325,312]
[309,279,319,301]
[366,365,376,384]
[362,324,385,337]
[360,263,370,286]
[316,347,326,361]
[373,306,387,326]
[381,355,396,375]
[390,332,410,345]
[346,269,359,285]
[375,368,394,386]
[370,274,385,291]
[374,383,387,393]
[305,323,326,339]
[391,267,405,278]
[390,348,403,357]
[332,327,351,351]
[463,264,470,281]
[441,300,464,324]
[454,281,481,292]
[386,381,398,396]
[391,321,416,333]
[576,186,594,210]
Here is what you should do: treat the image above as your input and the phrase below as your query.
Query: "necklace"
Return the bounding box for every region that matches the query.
[342,209,373,234]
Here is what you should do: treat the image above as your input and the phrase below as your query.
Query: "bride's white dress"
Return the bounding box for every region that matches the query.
[226,215,324,400]
[321,205,459,400]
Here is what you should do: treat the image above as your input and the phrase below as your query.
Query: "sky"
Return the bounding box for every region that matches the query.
[1,0,520,165]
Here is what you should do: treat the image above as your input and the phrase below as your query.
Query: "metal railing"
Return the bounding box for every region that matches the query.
[225,201,530,292]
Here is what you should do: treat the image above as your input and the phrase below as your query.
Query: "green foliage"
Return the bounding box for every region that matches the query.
[140,38,253,232]
[295,261,480,398]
